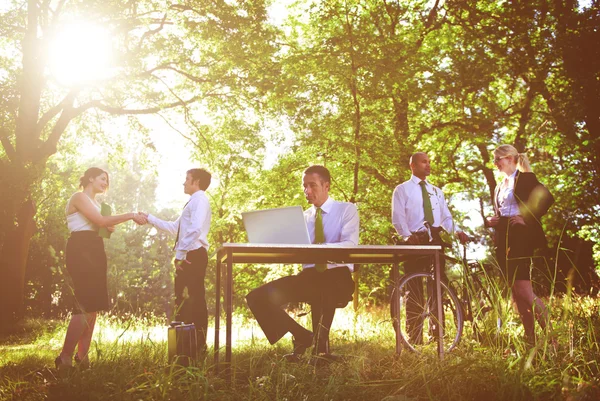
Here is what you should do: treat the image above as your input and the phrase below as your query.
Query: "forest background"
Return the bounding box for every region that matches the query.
[0,0,599,329]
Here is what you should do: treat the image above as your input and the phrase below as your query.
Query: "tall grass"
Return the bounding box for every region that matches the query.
[1,295,599,401]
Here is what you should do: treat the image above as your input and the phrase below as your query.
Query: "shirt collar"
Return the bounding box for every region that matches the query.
[411,175,426,186]
[504,170,518,182]
[190,190,205,199]
[314,196,333,214]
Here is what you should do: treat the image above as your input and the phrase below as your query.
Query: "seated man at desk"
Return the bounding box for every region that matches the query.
[246,165,359,361]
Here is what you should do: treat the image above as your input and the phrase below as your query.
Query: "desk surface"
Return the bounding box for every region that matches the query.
[216,243,442,264]
[213,243,447,369]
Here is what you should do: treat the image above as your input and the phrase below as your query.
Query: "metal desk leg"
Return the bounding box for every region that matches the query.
[214,252,222,370]
[434,249,444,360]
[392,260,401,356]
[226,250,233,370]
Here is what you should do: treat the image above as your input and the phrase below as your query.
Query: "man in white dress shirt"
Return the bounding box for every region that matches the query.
[141,168,212,349]
[246,165,359,361]
[391,152,468,342]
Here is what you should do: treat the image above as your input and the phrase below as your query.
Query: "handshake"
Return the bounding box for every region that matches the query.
[132,212,149,225]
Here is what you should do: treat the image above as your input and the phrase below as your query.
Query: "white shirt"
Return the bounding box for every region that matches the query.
[66,195,100,232]
[303,197,360,272]
[497,170,520,217]
[148,190,211,260]
[391,175,460,240]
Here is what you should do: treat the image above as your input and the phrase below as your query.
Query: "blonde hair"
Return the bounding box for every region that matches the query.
[494,144,532,172]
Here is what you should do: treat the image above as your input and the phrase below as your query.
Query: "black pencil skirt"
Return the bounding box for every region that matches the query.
[495,217,533,283]
[65,230,109,313]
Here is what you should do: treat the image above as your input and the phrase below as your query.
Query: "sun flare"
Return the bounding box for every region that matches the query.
[48,22,113,85]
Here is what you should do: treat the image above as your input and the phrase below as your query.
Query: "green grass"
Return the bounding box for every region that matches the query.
[1,297,599,401]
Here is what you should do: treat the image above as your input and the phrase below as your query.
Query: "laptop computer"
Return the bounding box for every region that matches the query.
[242,206,311,244]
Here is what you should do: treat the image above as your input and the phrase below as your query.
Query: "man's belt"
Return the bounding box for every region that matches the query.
[414,226,445,245]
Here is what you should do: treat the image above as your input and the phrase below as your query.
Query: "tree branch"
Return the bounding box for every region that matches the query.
[423,120,496,136]
[415,0,444,49]
[424,0,441,29]
[169,4,203,15]
[476,143,496,203]
[75,95,202,115]
[0,128,16,162]
[144,64,212,84]
[0,24,26,34]
[137,12,168,50]
[361,164,395,188]
[154,112,202,150]
[515,88,537,151]
[51,0,67,19]
[35,88,199,161]
[35,104,77,162]
[36,90,78,134]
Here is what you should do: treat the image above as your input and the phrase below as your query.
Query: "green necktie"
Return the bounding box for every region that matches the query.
[314,207,326,272]
[419,181,434,225]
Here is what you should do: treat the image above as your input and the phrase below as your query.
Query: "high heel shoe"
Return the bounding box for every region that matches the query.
[74,354,90,369]
[54,355,73,370]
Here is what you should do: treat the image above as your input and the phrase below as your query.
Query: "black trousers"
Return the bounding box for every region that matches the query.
[246,266,354,352]
[174,247,208,347]
[390,228,446,343]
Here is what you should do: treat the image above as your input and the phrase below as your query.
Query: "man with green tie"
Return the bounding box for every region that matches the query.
[391,152,468,343]
[246,165,359,362]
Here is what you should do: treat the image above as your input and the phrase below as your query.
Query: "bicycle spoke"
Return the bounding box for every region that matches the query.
[395,272,463,353]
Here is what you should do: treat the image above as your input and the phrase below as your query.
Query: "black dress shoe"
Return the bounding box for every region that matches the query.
[282,334,313,362]
[292,333,313,354]
[283,352,303,363]
[309,353,344,367]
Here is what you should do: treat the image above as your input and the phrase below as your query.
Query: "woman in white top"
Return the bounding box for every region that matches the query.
[486,145,554,345]
[56,167,145,369]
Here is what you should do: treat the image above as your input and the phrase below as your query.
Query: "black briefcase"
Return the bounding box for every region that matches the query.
[168,321,197,366]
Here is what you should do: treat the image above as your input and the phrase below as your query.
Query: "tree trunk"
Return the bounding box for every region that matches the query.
[0,0,45,330]
[0,198,36,330]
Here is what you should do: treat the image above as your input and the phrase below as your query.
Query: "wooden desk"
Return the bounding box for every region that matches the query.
[214,243,444,369]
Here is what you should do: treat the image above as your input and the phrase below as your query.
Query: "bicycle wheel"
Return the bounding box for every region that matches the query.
[394,272,463,353]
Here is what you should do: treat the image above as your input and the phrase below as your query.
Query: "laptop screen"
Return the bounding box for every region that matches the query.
[242,206,311,244]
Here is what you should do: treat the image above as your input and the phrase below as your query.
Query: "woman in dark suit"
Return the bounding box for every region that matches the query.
[486,145,554,344]
[55,168,146,369]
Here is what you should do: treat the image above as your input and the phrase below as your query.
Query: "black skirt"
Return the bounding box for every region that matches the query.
[66,231,109,313]
[494,217,533,283]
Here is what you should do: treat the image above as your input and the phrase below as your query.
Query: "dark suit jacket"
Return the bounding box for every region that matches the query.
[493,171,554,248]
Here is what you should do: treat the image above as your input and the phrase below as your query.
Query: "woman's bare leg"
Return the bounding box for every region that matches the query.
[512,280,549,343]
[76,312,97,363]
[58,313,89,365]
